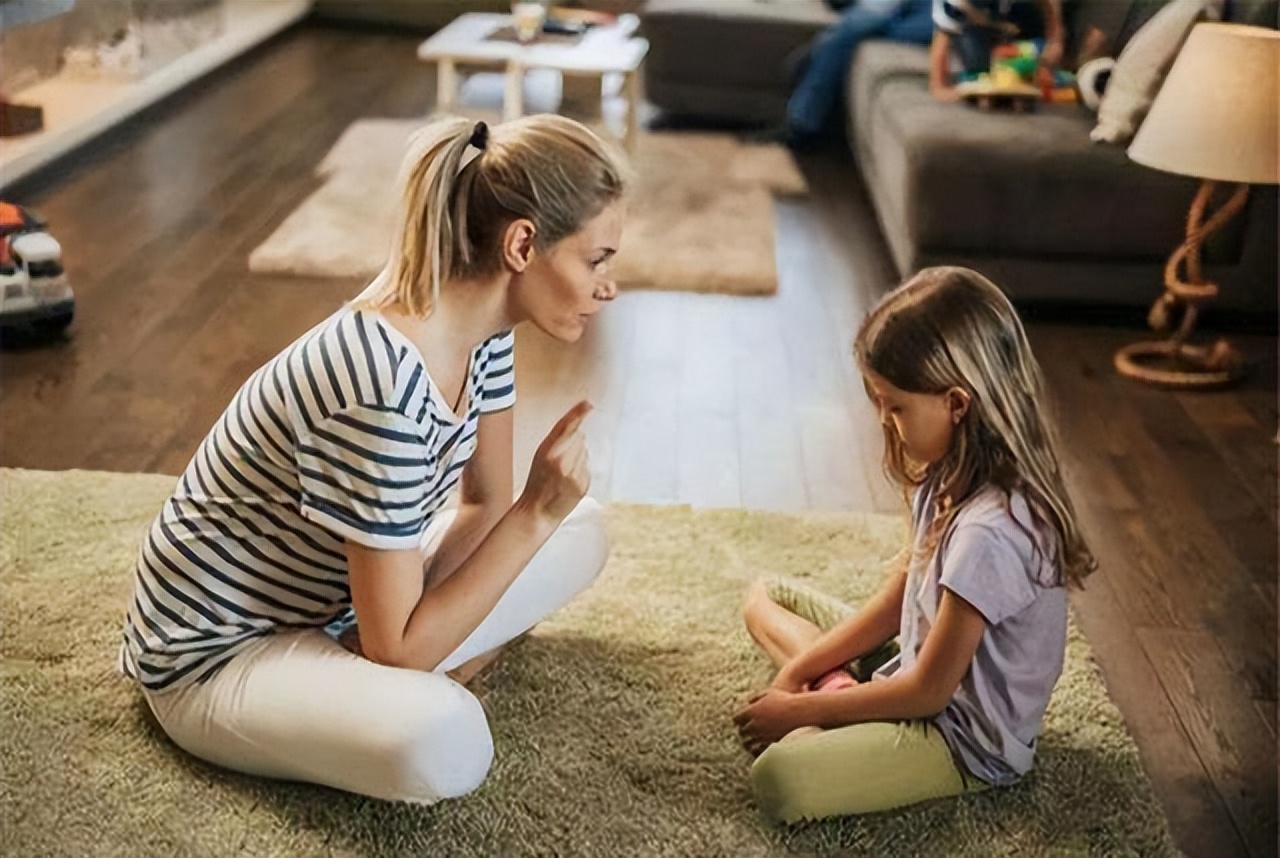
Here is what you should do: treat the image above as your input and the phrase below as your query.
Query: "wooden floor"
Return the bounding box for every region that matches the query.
[2,24,1275,858]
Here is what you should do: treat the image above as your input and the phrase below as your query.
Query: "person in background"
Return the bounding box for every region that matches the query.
[787,0,937,144]
[929,0,1066,100]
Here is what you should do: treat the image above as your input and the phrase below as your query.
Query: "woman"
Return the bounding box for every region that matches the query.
[118,114,630,803]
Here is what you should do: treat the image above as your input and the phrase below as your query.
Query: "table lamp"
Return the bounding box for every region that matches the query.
[1116,22,1279,388]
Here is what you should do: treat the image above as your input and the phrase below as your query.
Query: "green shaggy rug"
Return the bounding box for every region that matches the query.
[0,469,1177,858]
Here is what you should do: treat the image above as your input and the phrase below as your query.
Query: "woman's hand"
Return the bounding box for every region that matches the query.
[337,624,364,657]
[518,400,592,523]
[733,688,805,756]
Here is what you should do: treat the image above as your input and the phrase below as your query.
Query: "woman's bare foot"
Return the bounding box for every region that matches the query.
[338,623,524,687]
[446,647,505,687]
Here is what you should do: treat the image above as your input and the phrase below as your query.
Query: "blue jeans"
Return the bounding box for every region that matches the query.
[787,0,935,137]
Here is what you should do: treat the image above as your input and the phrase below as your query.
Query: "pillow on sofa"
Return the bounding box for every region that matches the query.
[1090,0,1213,145]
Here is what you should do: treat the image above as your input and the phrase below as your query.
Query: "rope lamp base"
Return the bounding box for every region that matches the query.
[1114,180,1251,390]
[1114,338,1244,389]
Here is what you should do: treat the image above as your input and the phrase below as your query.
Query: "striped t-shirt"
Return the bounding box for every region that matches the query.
[932,0,1015,34]
[118,306,516,692]
[933,0,1018,74]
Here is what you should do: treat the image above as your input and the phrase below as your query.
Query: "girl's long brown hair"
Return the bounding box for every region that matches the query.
[855,266,1095,588]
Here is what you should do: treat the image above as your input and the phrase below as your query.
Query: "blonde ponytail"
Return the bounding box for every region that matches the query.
[356,114,628,319]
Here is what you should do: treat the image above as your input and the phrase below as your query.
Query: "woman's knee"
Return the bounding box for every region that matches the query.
[393,682,494,802]
[553,496,609,590]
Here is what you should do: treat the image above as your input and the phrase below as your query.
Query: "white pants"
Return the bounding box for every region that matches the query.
[143,499,608,804]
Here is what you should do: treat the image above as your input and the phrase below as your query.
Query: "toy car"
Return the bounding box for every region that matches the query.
[0,202,74,338]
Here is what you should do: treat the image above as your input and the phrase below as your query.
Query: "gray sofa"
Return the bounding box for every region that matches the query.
[640,0,1278,314]
[641,0,836,125]
[312,0,643,32]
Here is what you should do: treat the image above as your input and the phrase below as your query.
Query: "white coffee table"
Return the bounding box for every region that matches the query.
[417,13,649,150]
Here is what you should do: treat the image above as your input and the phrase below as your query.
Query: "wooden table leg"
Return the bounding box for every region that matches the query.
[625,69,640,151]
[437,58,458,112]
[560,73,602,121]
[504,61,524,122]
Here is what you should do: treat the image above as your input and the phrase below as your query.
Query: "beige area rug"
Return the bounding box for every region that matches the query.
[0,468,1177,858]
[247,119,805,296]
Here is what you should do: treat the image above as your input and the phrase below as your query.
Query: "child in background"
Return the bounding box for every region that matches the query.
[929,0,1066,100]
[733,266,1096,822]
[786,0,936,144]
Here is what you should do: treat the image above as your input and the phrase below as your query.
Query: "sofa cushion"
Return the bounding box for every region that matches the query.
[849,41,931,157]
[642,0,834,28]
[641,0,834,96]
[1091,0,1211,145]
[312,0,510,32]
[1232,0,1280,25]
[1069,0,1173,58]
[312,0,646,32]
[859,74,1211,261]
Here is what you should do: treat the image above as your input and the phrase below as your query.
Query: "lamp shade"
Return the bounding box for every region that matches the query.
[1128,23,1279,185]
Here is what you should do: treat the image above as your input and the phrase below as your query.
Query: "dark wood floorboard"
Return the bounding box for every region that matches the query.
[1,24,1274,858]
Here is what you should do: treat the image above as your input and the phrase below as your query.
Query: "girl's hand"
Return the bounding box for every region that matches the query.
[770,663,809,693]
[733,688,804,756]
[518,400,593,523]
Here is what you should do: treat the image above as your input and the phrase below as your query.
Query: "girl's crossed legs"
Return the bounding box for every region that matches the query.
[143,498,609,804]
[743,576,986,823]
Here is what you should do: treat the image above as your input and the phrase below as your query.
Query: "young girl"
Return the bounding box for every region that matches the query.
[733,266,1095,822]
[118,114,629,804]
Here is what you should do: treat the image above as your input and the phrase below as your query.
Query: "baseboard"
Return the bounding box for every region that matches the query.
[0,0,311,188]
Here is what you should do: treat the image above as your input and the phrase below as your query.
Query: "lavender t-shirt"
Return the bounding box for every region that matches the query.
[875,485,1067,786]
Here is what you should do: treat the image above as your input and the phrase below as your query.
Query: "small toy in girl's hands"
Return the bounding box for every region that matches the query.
[811,668,856,693]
